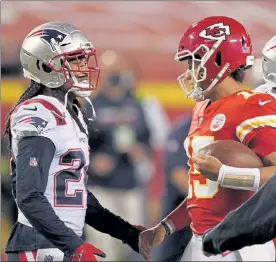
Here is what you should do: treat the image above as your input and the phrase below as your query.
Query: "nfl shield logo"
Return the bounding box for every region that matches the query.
[29,157,38,167]
[44,255,54,262]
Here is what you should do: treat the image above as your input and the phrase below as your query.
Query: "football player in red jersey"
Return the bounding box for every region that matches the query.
[138,16,276,261]
[201,34,276,257]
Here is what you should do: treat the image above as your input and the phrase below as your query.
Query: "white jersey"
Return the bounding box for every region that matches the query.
[11,95,89,236]
[253,81,276,98]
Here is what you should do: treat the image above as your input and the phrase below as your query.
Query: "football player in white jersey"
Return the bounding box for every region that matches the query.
[253,35,276,96]
[4,22,145,262]
[201,35,276,256]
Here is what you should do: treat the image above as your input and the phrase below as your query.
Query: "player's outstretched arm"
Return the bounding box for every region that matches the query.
[85,191,145,253]
[138,198,191,260]
[16,136,85,257]
[202,172,276,255]
[163,197,192,233]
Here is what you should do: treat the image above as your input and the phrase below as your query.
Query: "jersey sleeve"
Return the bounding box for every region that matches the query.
[85,190,141,253]
[235,92,276,157]
[11,98,66,152]
[16,136,83,256]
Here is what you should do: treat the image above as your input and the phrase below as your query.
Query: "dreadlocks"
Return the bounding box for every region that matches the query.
[5,80,91,149]
[5,81,44,148]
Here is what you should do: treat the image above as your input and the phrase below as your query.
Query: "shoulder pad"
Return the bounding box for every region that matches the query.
[254,83,271,94]
[241,91,275,104]
[11,97,66,140]
[235,91,276,143]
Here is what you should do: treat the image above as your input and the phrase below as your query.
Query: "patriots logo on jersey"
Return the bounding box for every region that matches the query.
[27,29,67,51]
[19,117,48,133]
[29,157,38,167]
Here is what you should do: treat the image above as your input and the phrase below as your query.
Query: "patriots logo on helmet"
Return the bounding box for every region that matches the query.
[19,117,48,133]
[27,29,67,51]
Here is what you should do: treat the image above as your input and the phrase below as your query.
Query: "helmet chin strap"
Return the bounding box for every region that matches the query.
[71,79,97,121]
[63,89,71,117]
[63,87,97,122]
[189,62,230,102]
[84,96,97,121]
[188,83,205,102]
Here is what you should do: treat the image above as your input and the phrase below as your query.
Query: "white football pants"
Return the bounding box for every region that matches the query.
[181,234,275,261]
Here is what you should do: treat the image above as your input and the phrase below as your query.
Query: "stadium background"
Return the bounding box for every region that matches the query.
[1,1,275,260]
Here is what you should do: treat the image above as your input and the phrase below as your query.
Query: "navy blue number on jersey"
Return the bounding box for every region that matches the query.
[54,149,86,207]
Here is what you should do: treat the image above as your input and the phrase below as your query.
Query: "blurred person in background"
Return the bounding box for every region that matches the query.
[1,136,17,261]
[1,63,26,261]
[153,115,192,262]
[84,69,152,261]
[98,50,171,153]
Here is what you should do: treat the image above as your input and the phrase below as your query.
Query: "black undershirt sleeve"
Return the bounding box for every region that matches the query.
[16,136,83,257]
[85,191,141,252]
[203,173,276,254]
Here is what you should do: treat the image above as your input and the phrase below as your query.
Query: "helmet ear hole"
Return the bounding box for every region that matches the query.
[215,52,222,66]
[42,63,52,73]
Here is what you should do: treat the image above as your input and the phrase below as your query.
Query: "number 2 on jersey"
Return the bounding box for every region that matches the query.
[184,136,219,199]
[54,149,86,207]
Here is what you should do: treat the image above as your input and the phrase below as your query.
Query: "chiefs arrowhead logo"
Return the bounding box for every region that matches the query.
[199,23,231,41]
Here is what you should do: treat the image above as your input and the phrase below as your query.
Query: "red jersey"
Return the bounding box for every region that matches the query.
[184,90,276,235]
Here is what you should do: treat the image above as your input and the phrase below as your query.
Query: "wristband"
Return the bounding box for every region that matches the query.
[160,220,173,236]
[217,164,260,191]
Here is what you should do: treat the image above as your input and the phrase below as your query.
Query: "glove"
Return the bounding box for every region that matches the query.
[71,242,106,262]
[122,224,147,253]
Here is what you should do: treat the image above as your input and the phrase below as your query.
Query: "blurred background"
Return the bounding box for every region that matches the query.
[1,1,275,261]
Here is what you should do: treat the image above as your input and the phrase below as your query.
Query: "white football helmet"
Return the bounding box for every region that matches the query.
[20,21,100,98]
[262,35,276,84]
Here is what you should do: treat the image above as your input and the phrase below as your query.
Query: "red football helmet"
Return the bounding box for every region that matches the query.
[175,16,254,101]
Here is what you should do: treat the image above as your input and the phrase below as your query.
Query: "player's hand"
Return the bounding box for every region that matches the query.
[192,151,222,181]
[139,224,166,261]
[71,242,106,262]
[122,224,147,253]
[202,229,221,257]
